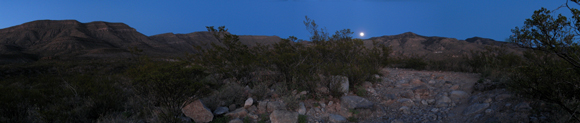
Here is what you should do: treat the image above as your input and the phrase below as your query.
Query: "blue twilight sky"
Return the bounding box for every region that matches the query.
[0,0,573,41]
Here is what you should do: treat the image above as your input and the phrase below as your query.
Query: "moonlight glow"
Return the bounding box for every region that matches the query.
[360,32,364,36]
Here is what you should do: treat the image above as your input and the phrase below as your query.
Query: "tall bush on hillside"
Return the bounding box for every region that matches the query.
[189,26,268,83]
[301,16,391,89]
[510,1,580,121]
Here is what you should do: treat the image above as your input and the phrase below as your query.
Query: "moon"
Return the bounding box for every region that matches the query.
[360,32,364,36]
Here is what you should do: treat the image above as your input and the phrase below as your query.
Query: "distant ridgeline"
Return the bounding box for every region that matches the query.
[0,20,515,63]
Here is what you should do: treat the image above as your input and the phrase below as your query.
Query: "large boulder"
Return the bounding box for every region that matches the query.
[330,75,349,94]
[182,100,213,123]
[341,96,374,109]
[270,110,298,123]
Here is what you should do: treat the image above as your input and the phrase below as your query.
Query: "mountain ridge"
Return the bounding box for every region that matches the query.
[0,20,512,63]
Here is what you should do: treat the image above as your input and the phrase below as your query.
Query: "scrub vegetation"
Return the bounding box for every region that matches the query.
[2,3,580,121]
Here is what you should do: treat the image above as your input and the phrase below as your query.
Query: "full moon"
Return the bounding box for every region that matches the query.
[360,32,364,36]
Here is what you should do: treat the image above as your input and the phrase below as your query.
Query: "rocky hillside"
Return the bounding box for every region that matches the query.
[0,20,514,64]
[364,32,519,60]
[182,68,552,123]
[0,20,281,63]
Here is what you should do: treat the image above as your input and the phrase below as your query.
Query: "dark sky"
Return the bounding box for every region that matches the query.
[0,0,570,41]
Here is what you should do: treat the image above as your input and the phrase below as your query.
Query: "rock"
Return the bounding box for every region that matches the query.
[316,86,330,95]
[257,101,268,114]
[398,106,410,114]
[450,90,469,101]
[298,102,306,115]
[399,90,414,98]
[450,85,460,90]
[391,119,405,123]
[182,99,214,123]
[412,85,431,96]
[485,109,493,114]
[229,104,236,111]
[225,108,248,119]
[270,110,298,123]
[341,96,374,109]
[247,113,259,120]
[298,91,308,97]
[267,101,286,113]
[484,98,492,103]
[362,81,373,88]
[513,102,532,112]
[436,96,451,107]
[494,94,511,101]
[247,105,257,114]
[428,80,436,84]
[397,98,414,106]
[421,100,428,105]
[463,103,490,115]
[384,94,396,101]
[374,74,381,79]
[330,75,349,94]
[244,98,254,108]
[228,118,243,123]
[431,108,439,112]
[410,78,423,86]
[328,113,347,123]
[213,107,229,115]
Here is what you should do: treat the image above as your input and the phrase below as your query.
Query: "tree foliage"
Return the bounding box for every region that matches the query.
[510,1,580,121]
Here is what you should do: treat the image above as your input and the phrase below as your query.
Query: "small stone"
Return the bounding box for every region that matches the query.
[267,101,286,113]
[397,98,414,106]
[513,102,532,112]
[228,118,243,123]
[450,90,469,101]
[410,79,423,86]
[495,94,511,101]
[225,108,248,119]
[428,80,436,84]
[270,110,298,123]
[505,103,511,107]
[244,98,254,108]
[328,113,347,123]
[436,96,451,107]
[421,100,428,105]
[213,107,229,115]
[450,85,460,90]
[341,96,374,109]
[399,90,414,98]
[485,109,493,114]
[412,85,431,96]
[248,105,257,114]
[398,106,410,114]
[257,101,268,114]
[229,104,236,111]
[463,103,490,115]
[484,98,492,103]
[328,101,334,106]
[431,108,439,112]
[362,81,373,88]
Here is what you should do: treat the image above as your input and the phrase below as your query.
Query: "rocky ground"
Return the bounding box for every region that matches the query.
[182,68,557,123]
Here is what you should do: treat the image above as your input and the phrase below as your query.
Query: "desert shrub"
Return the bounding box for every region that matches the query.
[0,61,128,123]
[188,26,269,84]
[509,4,580,121]
[125,59,214,122]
